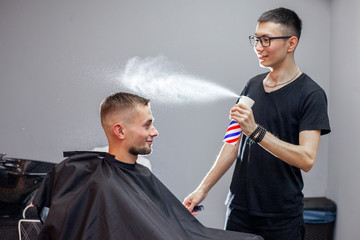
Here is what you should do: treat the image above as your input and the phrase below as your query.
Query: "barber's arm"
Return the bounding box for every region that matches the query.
[183,141,239,215]
[230,103,320,172]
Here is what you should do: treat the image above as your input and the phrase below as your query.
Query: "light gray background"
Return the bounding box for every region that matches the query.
[0,0,358,239]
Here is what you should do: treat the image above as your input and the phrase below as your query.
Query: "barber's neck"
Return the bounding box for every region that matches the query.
[267,60,298,82]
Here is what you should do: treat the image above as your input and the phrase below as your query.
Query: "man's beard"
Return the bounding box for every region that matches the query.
[129,146,152,156]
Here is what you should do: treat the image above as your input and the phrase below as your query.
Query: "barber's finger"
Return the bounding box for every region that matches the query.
[183,199,192,208]
[188,201,197,211]
[189,203,200,215]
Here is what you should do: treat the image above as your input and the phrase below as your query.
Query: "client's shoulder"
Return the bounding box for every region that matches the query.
[56,151,107,171]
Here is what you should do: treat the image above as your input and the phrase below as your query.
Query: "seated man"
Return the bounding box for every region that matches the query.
[32,92,262,240]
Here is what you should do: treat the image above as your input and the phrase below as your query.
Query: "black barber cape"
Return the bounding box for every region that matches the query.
[33,152,262,240]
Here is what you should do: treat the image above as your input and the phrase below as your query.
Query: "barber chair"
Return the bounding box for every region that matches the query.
[0,153,55,240]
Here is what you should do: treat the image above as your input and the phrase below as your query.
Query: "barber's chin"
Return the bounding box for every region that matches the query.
[259,62,268,68]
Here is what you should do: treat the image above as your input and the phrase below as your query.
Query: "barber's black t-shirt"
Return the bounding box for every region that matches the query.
[228,73,330,217]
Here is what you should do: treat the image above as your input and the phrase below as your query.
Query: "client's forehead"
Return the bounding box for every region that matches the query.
[132,104,153,121]
[110,104,150,125]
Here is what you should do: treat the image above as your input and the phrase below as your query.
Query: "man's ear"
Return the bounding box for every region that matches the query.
[287,36,298,53]
[113,123,125,140]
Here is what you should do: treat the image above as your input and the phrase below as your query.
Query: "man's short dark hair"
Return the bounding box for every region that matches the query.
[258,7,302,40]
[100,92,150,123]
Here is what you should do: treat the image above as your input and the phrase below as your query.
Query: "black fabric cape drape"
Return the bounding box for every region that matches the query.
[33,152,262,240]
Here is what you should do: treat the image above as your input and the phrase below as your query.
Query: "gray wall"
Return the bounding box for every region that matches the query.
[0,0,342,234]
[328,0,360,239]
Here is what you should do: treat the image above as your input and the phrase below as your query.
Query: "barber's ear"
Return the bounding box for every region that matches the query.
[113,123,125,139]
[287,36,298,52]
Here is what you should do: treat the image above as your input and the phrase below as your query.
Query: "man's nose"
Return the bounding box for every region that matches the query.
[151,126,159,137]
[254,42,264,52]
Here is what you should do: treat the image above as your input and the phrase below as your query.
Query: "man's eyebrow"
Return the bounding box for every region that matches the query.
[256,34,270,37]
[144,119,154,125]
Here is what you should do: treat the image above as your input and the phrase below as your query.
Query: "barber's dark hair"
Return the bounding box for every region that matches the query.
[258,7,302,40]
[100,92,150,123]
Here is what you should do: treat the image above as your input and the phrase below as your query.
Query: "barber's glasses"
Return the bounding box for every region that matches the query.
[249,35,292,47]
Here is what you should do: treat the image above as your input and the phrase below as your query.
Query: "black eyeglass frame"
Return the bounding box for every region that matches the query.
[249,35,293,47]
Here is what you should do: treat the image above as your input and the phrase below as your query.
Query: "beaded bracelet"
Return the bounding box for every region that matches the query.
[248,125,267,143]
[249,126,261,140]
[254,126,266,143]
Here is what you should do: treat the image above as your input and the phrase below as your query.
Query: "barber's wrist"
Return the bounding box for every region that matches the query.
[197,185,210,195]
[248,125,260,139]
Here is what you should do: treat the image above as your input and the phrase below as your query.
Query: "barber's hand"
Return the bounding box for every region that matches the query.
[183,190,207,215]
[230,103,257,136]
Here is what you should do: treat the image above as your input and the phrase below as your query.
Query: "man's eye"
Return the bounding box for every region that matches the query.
[262,37,270,43]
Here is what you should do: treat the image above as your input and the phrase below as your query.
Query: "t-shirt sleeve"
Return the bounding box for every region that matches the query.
[299,88,331,135]
[235,79,251,104]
